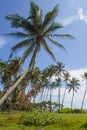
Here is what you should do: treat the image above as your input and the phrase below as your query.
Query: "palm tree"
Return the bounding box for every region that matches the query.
[54,62,65,111]
[0,1,72,106]
[67,77,80,109]
[62,71,71,109]
[0,58,22,110]
[81,72,87,110]
[55,77,62,112]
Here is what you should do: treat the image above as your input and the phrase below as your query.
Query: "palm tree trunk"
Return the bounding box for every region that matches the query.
[0,67,29,106]
[71,91,74,109]
[49,87,52,112]
[45,87,49,102]
[62,86,67,109]
[59,85,61,112]
[57,85,61,112]
[81,85,87,110]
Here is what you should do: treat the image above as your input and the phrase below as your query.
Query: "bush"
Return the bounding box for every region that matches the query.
[60,108,72,113]
[72,109,85,114]
[60,108,86,114]
[22,109,61,126]
[81,122,87,128]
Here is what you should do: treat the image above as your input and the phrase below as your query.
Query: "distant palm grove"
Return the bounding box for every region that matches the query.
[0,1,87,112]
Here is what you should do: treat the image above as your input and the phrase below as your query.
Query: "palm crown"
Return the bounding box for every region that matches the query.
[5,1,72,69]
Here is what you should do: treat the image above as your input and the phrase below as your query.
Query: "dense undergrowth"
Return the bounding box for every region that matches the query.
[0,109,87,130]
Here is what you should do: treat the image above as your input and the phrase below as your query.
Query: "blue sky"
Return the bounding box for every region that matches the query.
[1,0,87,108]
[0,0,87,70]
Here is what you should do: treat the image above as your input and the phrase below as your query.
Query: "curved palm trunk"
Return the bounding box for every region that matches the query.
[71,90,74,109]
[81,81,87,110]
[0,67,29,106]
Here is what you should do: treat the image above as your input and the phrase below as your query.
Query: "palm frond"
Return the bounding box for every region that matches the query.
[5,14,24,28]
[48,37,65,50]
[43,4,59,28]
[53,34,75,39]
[4,32,29,38]
[44,22,63,35]
[42,39,56,62]
[28,1,42,24]
[9,38,33,58]
[22,43,35,63]
[5,14,34,33]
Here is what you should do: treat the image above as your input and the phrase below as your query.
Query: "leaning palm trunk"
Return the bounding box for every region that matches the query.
[61,86,67,109]
[0,67,29,106]
[81,80,87,110]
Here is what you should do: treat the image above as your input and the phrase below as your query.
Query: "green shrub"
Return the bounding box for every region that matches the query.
[72,109,85,114]
[22,109,61,126]
[81,122,87,128]
[60,108,72,113]
[60,108,86,114]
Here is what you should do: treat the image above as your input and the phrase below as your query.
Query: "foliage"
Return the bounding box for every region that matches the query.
[22,109,60,126]
[60,108,72,113]
[72,108,86,114]
[0,112,87,130]
[60,108,86,114]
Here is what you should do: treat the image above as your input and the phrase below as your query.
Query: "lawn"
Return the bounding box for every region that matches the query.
[0,111,87,130]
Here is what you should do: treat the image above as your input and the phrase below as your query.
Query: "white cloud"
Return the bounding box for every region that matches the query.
[78,8,87,22]
[59,7,87,26]
[0,37,8,48]
[59,16,78,26]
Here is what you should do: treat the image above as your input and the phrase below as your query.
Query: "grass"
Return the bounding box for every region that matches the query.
[0,111,87,130]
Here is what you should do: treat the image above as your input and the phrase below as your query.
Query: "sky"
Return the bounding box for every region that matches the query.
[0,0,87,109]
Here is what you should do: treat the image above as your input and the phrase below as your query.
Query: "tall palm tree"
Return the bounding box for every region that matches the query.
[81,72,87,110]
[62,71,71,108]
[67,77,80,109]
[54,62,65,111]
[0,1,72,106]
[0,58,21,110]
[55,77,62,112]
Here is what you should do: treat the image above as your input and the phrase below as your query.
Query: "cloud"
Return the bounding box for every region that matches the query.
[78,8,87,22]
[59,16,78,26]
[59,7,87,26]
[0,37,8,48]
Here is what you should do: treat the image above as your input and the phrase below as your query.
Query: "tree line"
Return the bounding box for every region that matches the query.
[0,1,86,112]
[0,58,87,111]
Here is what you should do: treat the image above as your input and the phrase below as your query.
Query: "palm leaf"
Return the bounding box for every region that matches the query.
[22,43,35,63]
[43,4,59,28]
[28,1,42,24]
[44,22,63,35]
[9,38,33,58]
[42,39,56,62]
[53,34,75,39]
[5,14,35,33]
[48,37,65,50]
[4,32,29,38]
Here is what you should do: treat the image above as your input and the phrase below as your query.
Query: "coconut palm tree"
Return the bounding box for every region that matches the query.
[67,77,80,109]
[54,62,65,111]
[55,77,62,112]
[81,72,87,110]
[61,71,71,108]
[0,58,22,110]
[0,1,73,106]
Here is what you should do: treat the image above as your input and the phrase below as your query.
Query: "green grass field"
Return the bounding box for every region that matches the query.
[0,111,87,130]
